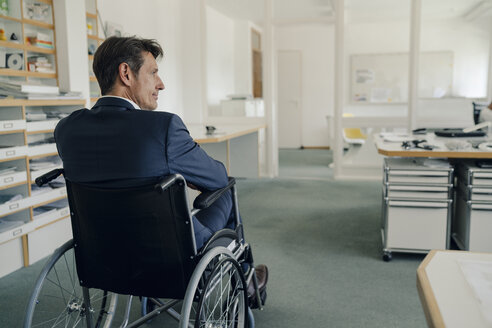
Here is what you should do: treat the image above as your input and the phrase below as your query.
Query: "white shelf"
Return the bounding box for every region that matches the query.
[0,203,69,247]
[0,171,27,188]
[33,205,69,228]
[0,220,35,244]
[0,237,24,277]
[0,197,31,217]
[27,143,56,157]
[0,120,26,132]
[26,120,58,132]
[0,186,66,217]
[28,217,72,264]
[30,187,67,207]
[0,145,27,160]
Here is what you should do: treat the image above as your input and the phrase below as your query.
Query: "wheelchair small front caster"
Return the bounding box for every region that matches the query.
[382,251,392,262]
[141,297,156,321]
[247,307,255,328]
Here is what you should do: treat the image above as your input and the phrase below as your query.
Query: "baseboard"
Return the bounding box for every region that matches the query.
[300,146,331,150]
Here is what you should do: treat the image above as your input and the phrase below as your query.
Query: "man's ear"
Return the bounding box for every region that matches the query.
[118,62,133,87]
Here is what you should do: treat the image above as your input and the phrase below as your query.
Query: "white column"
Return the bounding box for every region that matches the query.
[178,0,204,124]
[488,24,492,102]
[333,0,344,179]
[200,0,208,123]
[264,0,278,177]
[408,0,421,131]
[53,0,90,105]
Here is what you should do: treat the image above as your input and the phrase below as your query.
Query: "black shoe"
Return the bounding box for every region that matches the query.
[248,264,268,309]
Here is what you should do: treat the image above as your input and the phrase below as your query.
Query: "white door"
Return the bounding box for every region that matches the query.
[278,51,302,148]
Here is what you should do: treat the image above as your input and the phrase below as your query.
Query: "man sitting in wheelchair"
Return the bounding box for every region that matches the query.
[25,36,268,328]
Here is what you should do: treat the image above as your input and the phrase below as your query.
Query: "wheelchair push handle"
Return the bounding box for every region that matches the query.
[35,168,64,187]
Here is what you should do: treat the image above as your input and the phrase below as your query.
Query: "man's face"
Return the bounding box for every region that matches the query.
[130,51,165,110]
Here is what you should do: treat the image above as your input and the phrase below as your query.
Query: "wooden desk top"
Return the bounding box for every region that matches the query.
[374,133,492,159]
[187,124,266,144]
[417,250,492,328]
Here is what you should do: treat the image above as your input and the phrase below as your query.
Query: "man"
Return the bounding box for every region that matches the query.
[54,36,267,303]
[479,101,492,123]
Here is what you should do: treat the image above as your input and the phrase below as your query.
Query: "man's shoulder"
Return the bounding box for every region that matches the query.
[140,110,176,118]
[58,108,88,123]
[57,107,180,129]
[55,108,87,131]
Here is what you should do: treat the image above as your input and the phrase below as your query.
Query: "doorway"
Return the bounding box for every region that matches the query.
[277,50,302,148]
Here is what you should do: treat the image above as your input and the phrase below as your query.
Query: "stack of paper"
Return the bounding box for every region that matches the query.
[0,166,17,176]
[0,81,59,99]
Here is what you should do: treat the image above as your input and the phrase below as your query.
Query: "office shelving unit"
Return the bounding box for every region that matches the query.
[0,0,85,278]
[85,0,103,104]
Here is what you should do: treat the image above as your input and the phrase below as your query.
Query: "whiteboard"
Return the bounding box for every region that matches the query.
[350,51,453,104]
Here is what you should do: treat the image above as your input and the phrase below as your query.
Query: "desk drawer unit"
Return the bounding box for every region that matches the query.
[382,198,451,252]
[381,158,453,261]
[453,162,492,252]
[452,197,492,252]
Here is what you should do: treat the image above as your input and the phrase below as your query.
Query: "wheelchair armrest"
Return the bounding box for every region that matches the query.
[193,177,236,210]
[35,168,64,187]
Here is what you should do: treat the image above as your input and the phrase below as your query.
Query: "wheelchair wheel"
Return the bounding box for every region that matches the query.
[180,247,248,328]
[24,239,118,328]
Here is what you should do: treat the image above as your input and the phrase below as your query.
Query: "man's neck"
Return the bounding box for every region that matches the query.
[101,95,141,110]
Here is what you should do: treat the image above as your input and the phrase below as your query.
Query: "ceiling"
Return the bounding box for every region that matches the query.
[207,0,334,24]
[207,0,492,25]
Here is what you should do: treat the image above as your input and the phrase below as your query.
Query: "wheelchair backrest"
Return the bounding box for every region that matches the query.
[65,174,197,299]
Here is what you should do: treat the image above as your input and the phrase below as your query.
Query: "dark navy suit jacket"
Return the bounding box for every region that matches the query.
[54,97,232,248]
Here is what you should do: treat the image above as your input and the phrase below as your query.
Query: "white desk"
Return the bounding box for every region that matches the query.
[417,250,492,328]
[187,124,266,178]
[374,133,492,159]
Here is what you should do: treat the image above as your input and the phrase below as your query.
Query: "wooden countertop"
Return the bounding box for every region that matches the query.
[187,124,266,144]
[417,250,492,328]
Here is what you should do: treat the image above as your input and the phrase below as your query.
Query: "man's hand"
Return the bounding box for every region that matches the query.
[187,182,198,190]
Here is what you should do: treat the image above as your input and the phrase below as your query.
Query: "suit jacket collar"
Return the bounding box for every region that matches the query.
[92,96,137,111]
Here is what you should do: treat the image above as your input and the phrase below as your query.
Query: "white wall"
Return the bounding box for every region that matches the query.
[97,0,204,118]
[233,20,252,96]
[271,16,490,148]
[276,24,334,147]
[421,18,490,98]
[206,6,235,115]
[345,19,410,118]
[345,17,491,126]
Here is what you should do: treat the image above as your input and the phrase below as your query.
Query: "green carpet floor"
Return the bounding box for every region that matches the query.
[0,149,427,327]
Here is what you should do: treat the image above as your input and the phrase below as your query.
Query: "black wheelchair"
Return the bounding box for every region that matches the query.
[23,169,264,327]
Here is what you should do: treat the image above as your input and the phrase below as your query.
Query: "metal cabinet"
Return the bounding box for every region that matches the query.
[452,162,492,252]
[381,158,454,261]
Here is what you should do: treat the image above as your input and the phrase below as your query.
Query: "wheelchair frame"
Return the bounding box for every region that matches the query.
[23,170,264,328]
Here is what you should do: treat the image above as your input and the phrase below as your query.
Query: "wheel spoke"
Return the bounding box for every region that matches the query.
[194,256,245,328]
[25,242,114,328]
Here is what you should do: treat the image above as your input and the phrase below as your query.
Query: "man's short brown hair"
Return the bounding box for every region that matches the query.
[93,36,163,95]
